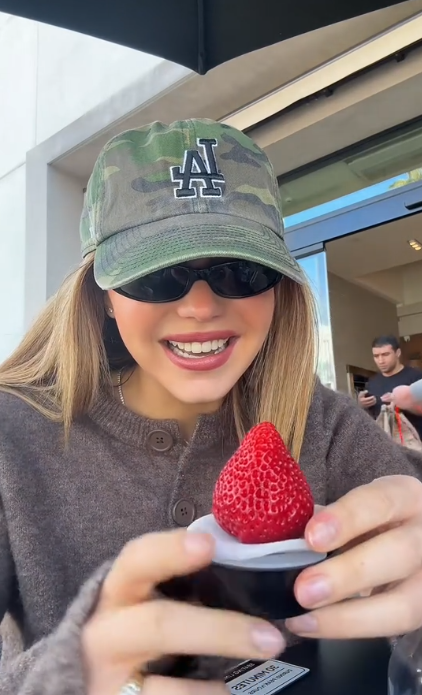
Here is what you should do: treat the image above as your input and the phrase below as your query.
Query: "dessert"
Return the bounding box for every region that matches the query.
[187,423,324,621]
[212,422,314,544]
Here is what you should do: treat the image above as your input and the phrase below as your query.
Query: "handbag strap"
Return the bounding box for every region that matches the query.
[394,407,404,445]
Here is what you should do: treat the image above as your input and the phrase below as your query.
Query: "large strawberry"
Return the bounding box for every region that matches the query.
[212,422,314,544]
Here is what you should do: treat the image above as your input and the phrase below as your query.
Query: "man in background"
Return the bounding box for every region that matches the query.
[358,334,422,438]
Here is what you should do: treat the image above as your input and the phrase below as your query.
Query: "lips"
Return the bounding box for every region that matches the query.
[161,332,238,372]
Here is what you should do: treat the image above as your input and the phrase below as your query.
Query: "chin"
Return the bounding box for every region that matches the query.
[169,378,238,406]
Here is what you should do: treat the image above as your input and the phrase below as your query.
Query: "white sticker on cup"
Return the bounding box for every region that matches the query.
[225,659,309,694]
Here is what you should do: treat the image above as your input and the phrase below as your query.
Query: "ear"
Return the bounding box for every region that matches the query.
[397,348,402,359]
[104,292,115,319]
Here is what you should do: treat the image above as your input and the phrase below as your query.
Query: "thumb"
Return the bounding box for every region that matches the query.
[100,531,214,610]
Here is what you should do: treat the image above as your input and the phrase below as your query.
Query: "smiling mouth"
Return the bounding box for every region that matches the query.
[166,337,233,359]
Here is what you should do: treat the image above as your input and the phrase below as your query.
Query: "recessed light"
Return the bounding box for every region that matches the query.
[408,239,422,251]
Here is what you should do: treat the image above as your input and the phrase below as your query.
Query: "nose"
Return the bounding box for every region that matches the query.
[176,280,223,322]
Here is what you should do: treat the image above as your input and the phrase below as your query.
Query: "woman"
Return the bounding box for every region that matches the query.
[1,118,422,695]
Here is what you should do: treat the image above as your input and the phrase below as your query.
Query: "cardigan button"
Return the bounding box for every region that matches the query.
[147,429,173,452]
[172,499,196,526]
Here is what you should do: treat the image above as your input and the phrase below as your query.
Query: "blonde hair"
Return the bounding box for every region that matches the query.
[0,254,317,459]
[232,275,317,459]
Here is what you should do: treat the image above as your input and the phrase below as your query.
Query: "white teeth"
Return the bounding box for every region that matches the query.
[167,338,230,358]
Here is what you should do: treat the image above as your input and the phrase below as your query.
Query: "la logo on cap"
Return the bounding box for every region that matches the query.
[170,138,225,199]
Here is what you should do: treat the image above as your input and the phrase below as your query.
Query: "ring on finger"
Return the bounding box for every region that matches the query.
[120,671,145,694]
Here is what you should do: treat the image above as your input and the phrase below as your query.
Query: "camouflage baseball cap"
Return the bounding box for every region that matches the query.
[80,118,305,289]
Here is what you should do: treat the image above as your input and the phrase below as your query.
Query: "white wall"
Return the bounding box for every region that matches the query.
[35,24,162,144]
[328,273,399,392]
[0,12,164,361]
[0,166,27,362]
[403,260,422,304]
[400,260,422,335]
[359,259,422,336]
[358,267,405,304]
[46,169,85,297]
[398,303,422,336]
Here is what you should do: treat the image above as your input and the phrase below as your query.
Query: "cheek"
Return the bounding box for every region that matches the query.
[111,295,165,348]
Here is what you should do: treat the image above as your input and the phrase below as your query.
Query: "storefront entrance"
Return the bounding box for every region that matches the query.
[279,119,422,395]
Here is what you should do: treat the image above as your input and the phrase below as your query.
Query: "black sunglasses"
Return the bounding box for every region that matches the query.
[113,260,282,304]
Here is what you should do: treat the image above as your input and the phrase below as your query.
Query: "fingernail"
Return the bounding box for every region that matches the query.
[285,614,318,634]
[250,625,285,655]
[184,533,213,556]
[309,521,337,548]
[297,576,331,606]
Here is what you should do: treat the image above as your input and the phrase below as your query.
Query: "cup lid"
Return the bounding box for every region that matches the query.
[188,513,326,570]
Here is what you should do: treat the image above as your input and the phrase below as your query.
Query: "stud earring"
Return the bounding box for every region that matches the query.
[108,307,114,315]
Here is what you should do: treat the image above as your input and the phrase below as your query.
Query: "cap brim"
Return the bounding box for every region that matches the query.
[94,212,305,290]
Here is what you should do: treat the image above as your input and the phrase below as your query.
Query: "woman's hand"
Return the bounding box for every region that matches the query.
[286,475,422,639]
[82,529,285,695]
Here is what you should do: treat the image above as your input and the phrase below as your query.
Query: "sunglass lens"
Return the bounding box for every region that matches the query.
[116,267,191,302]
[209,261,281,298]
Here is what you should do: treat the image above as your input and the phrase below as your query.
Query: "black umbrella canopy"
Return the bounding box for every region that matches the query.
[0,0,411,74]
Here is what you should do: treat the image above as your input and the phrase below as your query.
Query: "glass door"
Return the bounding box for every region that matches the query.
[295,248,336,390]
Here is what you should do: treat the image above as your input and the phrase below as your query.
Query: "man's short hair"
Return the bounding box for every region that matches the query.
[372,335,400,351]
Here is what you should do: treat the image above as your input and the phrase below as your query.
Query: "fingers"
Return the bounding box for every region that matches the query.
[305,476,422,553]
[87,529,285,694]
[359,397,376,408]
[286,568,422,639]
[392,386,414,410]
[288,478,422,641]
[89,599,285,665]
[101,531,215,608]
[294,522,422,610]
[142,675,228,695]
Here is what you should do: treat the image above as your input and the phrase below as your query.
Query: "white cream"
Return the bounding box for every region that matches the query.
[188,513,326,570]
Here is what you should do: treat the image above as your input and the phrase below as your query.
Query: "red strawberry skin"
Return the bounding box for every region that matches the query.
[212,422,314,544]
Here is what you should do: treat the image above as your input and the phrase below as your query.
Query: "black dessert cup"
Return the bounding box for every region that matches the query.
[206,556,321,620]
[168,513,328,622]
